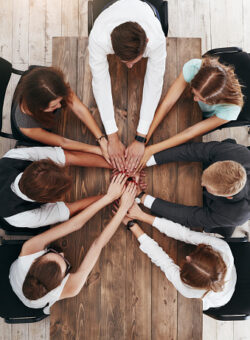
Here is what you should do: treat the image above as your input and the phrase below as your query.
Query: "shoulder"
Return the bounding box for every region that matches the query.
[214,104,241,121]
[183,59,202,83]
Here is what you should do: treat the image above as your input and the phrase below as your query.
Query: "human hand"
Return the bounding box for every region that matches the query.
[99,137,111,164]
[125,140,145,174]
[119,182,137,210]
[107,133,126,171]
[106,173,127,202]
[135,146,153,173]
[133,170,147,195]
[127,202,144,220]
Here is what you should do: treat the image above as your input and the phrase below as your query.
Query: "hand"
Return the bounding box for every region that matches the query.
[125,140,145,174]
[106,173,127,202]
[107,133,126,171]
[127,203,144,220]
[119,182,137,210]
[133,170,147,195]
[99,137,111,164]
[135,146,153,173]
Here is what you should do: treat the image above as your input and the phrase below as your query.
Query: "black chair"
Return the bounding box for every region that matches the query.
[88,0,168,36]
[204,238,250,321]
[0,239,48,324]
[203,46,250,129]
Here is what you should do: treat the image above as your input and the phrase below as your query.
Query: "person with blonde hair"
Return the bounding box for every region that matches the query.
[136,139,250,237]
[114,202,236,310]
[137,56,243,171]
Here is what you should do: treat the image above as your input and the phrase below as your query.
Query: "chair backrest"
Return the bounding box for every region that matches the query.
[88,0,168,36]
[204,242,250,320]
[0,241,46,322]
[204,47,250,124]
[0,58,12,133]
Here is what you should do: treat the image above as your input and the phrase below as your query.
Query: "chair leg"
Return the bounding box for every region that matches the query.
[11,68,24,76]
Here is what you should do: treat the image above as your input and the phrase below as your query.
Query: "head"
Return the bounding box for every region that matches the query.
[190,56,243,107]
[17,67,72,128]
[22,249,70,300]
[201,160,247,197]
[180,244,227,294]
[111,22,147,68]
[19,159,72,203]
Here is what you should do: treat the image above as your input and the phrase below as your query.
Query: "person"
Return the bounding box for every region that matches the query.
[0,145,111,229]
[137,56,244,170]
[12,67,110,163]
[137,139,250,238]
[9,174,137,314]
[116,202,236,311]
[89,0,166,172]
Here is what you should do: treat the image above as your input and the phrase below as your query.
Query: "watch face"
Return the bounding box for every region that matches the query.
[135,197,140,204]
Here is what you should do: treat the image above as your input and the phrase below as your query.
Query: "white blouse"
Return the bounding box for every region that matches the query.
[9,250,70,314]
[138,217,237,310]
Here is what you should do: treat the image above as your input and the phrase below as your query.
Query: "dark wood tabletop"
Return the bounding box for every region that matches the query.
[51,37,203,340]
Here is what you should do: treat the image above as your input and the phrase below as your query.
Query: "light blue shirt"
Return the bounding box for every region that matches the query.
[182,59,241,121]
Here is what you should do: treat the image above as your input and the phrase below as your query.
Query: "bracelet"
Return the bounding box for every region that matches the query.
[96,135,106,142]
[126,219,138,230]
[135,135,147,144]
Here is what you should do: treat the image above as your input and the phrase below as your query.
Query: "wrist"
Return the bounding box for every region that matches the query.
[141,194,147,205]
[108,132,119,141]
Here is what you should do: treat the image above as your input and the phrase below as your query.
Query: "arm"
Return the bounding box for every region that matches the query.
[60,181,137,298]
[20,173,128,256]
[137,116,227,172]
[146,72,188,142]
[66,195,103,216]
[20,127,103,155]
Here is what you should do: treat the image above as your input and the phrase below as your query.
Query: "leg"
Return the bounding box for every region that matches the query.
[64,150,112,169]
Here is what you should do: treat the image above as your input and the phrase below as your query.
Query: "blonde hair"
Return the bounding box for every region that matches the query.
[202,160,247,197]
[180,244,227,296]
[191,56,244,107]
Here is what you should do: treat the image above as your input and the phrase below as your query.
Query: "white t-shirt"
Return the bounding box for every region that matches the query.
[89,0,166,135]
[9,250,70,314]
[138,216,237,310]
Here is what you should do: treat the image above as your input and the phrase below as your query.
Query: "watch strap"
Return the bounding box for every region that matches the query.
[126,219,138,230]
[135,135,147,143]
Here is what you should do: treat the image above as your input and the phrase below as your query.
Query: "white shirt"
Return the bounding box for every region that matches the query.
[9,249,70,314]
[138,217,236,310]
[89,0,166,135]
[3,147,70,228]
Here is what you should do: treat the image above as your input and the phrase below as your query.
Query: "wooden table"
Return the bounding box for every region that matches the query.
[51,37,203,340]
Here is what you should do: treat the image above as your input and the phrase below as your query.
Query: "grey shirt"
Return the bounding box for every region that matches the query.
[14,103,42,129]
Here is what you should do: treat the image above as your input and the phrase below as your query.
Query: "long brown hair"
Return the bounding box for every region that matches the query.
[16,67,72,128]
[191,56,244,107]
[180,244,227,296]
[23,256,63,300]
[19,159,72,203]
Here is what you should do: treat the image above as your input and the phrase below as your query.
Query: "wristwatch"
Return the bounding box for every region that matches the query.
[135,191,145,204]
[127,219,138,230]
[135,135,147,144]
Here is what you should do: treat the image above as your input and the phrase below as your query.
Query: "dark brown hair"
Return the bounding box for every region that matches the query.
[180,244,227,296]
[23,256,63,300]
[19,159,72,203]
[16,67,72,128]
[191,56,244,107]
[111,22,147,61]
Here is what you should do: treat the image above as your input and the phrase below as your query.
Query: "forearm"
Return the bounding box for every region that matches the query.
[130,223,145,239]
[61,137,102,155]
[135,211,155,226]
[66,195,104,216]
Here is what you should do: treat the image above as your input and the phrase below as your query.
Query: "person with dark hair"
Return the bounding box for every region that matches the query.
[137,56,244,170]
[0,145,112,229]
[114,202,236,310]
[13,67,110,163]
[89,0,166,172]
[9,174,137,314]
[137,139,250,238]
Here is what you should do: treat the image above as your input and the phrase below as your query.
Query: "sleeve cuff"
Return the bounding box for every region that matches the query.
[104,119,118,135]
[144,195,156,209]
[55,147,66,165]
[137,119,152,135]
[137,233,147,244]
[146,155,156,167]
[56,202,70,222]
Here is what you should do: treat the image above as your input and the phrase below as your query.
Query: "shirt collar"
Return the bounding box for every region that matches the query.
[11,173,35,202]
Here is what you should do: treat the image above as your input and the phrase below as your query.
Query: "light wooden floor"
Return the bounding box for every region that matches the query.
[1,0,250,339]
